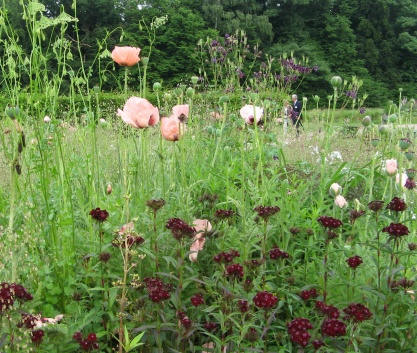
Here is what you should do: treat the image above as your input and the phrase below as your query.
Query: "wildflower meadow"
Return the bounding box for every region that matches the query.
[0,2,416,353]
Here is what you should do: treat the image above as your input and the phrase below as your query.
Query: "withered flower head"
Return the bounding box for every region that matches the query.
[146,198,166,212]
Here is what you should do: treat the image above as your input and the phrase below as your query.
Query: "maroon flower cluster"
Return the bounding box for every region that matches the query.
[204,322,217,332]
[321,319,347,337]
[190,293,204,307]
[346,255,363,269]
[111,234,145,248]
[244,327,259,342]
[253,291,278,309]
[382,223,409,237]
[317,216,343,229]
[245,259,263,269]
[390,278,415,291]
[215,209,234,219]
[350,210,365,223]
[31,330,45,345]
[143,277,172,303]
[287,318,313,347]
[238,299,249,313]
[89,207,109,222]
[368,200,384,212]
[225,263,244,278]
[254,205,280,220]
[299,288,319,300]
[73,332,99,351]
[312,339,326,350]
[316,301,340,319]
[18,313,38,329]
[0,282,32,312]
[213,249,240,263]
[343,303,373,322]
[269,246,289,260]
[405,178,416,189]
[166,218,196,241]
[177,311,192,329]
[386,197,407,212]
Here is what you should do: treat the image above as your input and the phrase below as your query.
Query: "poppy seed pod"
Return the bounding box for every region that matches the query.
[153,82,162,91]
[191,76,199,85]
[186,87,194,98]
[388,114,397,123]
[362,116,371,127]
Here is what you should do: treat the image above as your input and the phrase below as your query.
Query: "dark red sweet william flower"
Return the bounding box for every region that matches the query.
[10,283,33,302]
[225,263,244,278]
[382,223,409,237]
[166,218,196,241]
[73,332,99,351]
[238,299,249,313]
[312,339,326,350]
[269,246,289,260]
[215,209,234,219]
[368,200,384,212]
[317,216,342,229]
[386,197,407,212]
[111,234,145,248]
[244,327,259,342]
[190,293,204,307]
[287,318,313,347]
[204,322,217,332]
[254,205,280,220]
[253,291,278,309]
[31,330,45,345]
[213,250,240,263]
[18,313,38,329]
[405,178,416,189]
[321,319,346,337]
[316,301,340,319]
[299,288,319,300]
[143,277,172,303]
[343,303,373,322]
[89,207,109,222]
[346,255,363,269]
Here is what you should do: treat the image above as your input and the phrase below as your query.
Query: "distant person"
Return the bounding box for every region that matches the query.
[291,94,303,136]
[281,100,292,134]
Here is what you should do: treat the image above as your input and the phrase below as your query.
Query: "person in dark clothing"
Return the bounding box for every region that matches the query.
[291,94,303,136]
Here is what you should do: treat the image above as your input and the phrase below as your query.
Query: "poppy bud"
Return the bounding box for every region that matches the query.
[106,184,112,195]
[329,183,342,196]
[330,76,342,88]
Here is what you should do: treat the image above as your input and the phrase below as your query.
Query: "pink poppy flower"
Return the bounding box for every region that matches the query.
[119,222,135,235]
[385,159,398,176]
[172,104,189,120]
[111,46,141,67]
[240,105,263,124]
[189,219,212,262]
[334,195,348,208]
[161,116,181,141]
[117,97,160,128]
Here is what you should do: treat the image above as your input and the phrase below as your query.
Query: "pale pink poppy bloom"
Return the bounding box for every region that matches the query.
[334,195,348,208]
[172,104,189,120]
[189,219,212,262]
[161,116,181,141]
[111,46,141,67]
[43,116,51,123]
[119,222,135,235]
[396,173,407,188]
[34,314,64,328]
[240,105,263,125]
[385,159,398,176]
[117,97,160,128]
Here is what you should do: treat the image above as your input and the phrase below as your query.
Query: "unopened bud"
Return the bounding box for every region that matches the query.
[106,184,112,195]
[153,82,162,91]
